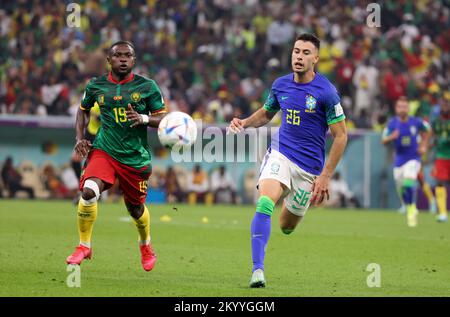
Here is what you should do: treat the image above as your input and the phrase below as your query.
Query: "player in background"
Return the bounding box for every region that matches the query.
[229,34,347,288]
[397,166,437,215]
[382,96,431,227]
[66,41,167,271]
[396,100,436,215]
[430,96,449,222]
[418,169,437,214]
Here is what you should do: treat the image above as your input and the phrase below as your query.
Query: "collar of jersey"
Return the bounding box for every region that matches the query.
[107,72,135,84]
[291,72,317,85]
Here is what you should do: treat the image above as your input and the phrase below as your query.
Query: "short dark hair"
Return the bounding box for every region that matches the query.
[108,41,135,55]
[295,33,320,50]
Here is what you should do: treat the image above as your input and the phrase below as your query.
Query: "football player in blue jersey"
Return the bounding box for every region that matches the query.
[382,96,431,227]
[228,34,348,288]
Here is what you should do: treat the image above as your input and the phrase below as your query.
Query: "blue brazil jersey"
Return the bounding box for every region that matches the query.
[263,73,345,175]
[383,116,430,167]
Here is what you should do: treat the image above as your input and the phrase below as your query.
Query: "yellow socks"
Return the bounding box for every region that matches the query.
[133,205,150,245]
[422,183,435,205]
[406,204,418,215]
[435,186,448,217]
[406,204,418,227]
[77,198,98,248]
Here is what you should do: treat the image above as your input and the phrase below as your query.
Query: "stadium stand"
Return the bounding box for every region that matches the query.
[0,1,447,128]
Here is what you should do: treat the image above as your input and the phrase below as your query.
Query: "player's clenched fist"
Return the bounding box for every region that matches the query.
[74,139,92,158]
[228,117,245,134]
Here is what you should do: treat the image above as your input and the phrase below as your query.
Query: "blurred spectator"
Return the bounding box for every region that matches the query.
[1,157,35,199]
[381,64,408,112]
[266,12,294,65]
[335,50,355,98]
[42,164,68,199]
[353,109,372,129]
[164,166,184,203]
[61,163,79,200]
[210,165,237,204]
[240,70,264,102]
[41,74,66,114]
[252,5,272,44]
[187,164,212,205]
[399,13,419,51]
[327,172,361,208]
[352,58,379,119]
[100,21,121,45]
[13,86,40,115]
[207,90,234,123]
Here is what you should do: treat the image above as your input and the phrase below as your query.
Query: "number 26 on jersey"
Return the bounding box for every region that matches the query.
[286,109,300,126]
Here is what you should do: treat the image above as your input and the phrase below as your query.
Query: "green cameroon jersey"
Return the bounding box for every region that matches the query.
[432,115,450,159]
[80,72,166,170]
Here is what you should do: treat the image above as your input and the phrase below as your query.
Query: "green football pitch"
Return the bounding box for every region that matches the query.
[0,200,449,297]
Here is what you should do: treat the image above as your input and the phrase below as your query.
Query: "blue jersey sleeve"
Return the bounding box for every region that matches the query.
[382,118,395,139]
[262,87,280,112]
[324,89,345,125]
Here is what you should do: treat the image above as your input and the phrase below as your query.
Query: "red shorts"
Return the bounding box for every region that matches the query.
[79,149,151,205]
[432,159,450,182]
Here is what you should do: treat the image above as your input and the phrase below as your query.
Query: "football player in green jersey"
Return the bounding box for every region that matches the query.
[431,97,450,222]
[66,41,167,271]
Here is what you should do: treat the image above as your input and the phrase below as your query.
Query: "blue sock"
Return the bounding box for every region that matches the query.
[251,212,271,272]
[402,186,416,205]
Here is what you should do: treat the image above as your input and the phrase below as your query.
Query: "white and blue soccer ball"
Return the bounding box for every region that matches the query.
[157,111,197,150]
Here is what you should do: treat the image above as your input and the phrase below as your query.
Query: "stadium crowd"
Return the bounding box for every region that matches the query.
[0,0,448,129]
[0,155,240,204]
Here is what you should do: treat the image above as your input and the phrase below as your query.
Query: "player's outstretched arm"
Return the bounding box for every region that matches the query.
[75,107,92,158]
[311,120,348,205]
[228,108,276,133]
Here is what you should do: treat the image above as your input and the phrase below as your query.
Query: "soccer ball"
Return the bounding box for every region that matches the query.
[157,112,197,150]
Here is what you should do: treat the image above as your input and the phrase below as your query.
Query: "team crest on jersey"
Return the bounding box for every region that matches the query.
[410,126,417,135]
[305,94,317,113]
[270,162,280,174]
[97,94,105,105]
[131,92,141,102]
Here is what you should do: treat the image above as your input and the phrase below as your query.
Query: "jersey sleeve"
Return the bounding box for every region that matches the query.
[418,118,431,132]
[262,87,280,112]
[382,119,395,139]
[80,80,96,111]
[146,81,167,115]
[324,88,345,125]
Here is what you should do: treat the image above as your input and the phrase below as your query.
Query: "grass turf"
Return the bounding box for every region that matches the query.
[0,200,449,297]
